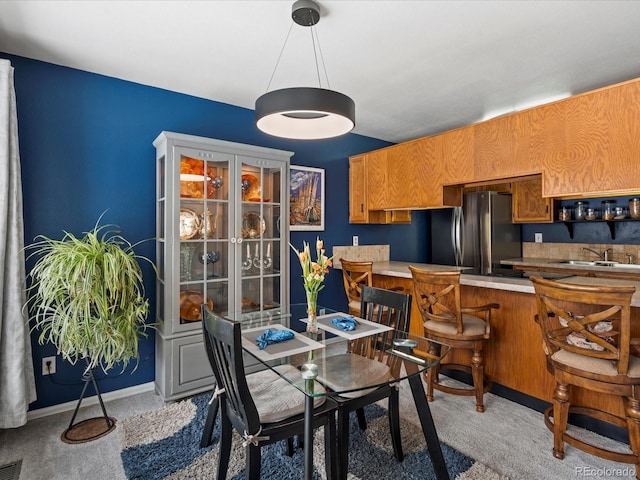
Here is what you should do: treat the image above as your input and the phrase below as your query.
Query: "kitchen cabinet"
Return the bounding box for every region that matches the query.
[545,78,640,197]
[474,113,533,182]
[511,175,555,223]
[348,152,411,224]
[349,77,640,211]
[153,131,292,401]
[348,154,367,223]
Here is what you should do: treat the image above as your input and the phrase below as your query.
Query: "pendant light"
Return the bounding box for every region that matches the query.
[255,0,355,140]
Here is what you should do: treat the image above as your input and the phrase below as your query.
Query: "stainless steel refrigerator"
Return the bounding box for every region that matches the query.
[429,191,521,276]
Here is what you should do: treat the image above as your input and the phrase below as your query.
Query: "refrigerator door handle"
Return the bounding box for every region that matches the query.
[458,207,465,265]
[453,207,463,266]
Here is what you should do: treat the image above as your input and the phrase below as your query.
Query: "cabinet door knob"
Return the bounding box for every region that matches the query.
[230,237,237,244]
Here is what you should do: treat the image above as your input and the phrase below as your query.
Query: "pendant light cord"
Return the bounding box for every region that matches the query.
[264,18,332,92]
[265,21,295,93]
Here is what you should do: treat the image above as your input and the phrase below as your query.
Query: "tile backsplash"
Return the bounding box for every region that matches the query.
[523,242,640,264]
[331,245,390,268]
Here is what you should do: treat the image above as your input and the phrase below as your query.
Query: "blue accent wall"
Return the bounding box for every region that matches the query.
[522,196,640,244]
[4,53,428,409]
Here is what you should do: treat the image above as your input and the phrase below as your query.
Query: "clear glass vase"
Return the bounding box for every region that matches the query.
[305,289,318,335]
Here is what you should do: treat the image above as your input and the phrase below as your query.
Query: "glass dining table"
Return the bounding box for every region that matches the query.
[238,304,451,480]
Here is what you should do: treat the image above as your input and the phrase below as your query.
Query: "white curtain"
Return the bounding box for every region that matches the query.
[0,59,36,428]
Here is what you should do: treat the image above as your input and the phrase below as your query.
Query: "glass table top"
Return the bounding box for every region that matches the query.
[239,303,450,398]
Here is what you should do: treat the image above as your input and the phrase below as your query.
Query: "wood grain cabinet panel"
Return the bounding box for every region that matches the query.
[512,176,555,223]
[349,151,412,224]
[348,154,367,223]
[474,113,532,181]
[386,140,423,209]
[545,79,640,196]
[364,149,388,211]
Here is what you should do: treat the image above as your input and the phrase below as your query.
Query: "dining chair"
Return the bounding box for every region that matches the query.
[199,321,296,455]
[531,276,640,476]
[409,265,499,412]
[339,258,374,316]
[316,285,412,479]
[201,306,338,480]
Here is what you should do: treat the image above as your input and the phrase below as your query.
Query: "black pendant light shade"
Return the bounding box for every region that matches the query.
[255,0,356,140]
[256,87,355,140]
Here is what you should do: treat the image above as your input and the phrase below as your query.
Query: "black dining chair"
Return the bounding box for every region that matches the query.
[201,305,337,480]
[199,320,299,454]
[316,286,412,479]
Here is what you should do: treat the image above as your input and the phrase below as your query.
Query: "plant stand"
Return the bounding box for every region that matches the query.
[61,359,116,444]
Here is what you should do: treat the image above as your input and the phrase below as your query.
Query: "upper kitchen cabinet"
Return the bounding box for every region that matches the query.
[511,175,555,223]
[348,154,368,222]
[349,151,411,224]
[545,79,640,197]
[474,112,535,181]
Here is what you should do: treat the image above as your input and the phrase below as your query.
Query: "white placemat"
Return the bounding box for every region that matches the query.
[300,312,394,340]
[241,324,325,362]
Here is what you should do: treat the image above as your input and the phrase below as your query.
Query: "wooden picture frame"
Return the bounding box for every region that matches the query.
[289,165,325,231]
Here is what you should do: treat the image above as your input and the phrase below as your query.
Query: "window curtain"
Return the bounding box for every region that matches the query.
[0,59,36,428]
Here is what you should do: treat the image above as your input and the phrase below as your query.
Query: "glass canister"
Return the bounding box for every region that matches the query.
[630,198,640,219]
[601,200,615,220]
[574,201,588,221]
[558,206,571,222]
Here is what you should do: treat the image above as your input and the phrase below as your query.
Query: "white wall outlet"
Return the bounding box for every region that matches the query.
[535,233,543,243]
[42,356,56,375]
[352,235,359,246]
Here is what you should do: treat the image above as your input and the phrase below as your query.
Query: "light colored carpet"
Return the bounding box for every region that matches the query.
[119,394,489,479]
[0,374,637,479]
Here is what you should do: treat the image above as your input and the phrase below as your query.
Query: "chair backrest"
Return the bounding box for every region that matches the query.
[340,258,373,308]
[202,305,261,435]
[531,276,635,375]
[409,265,464,334]
[354,286,412,370]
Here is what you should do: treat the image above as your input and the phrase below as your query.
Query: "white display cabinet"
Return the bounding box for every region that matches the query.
[153,131,292,401]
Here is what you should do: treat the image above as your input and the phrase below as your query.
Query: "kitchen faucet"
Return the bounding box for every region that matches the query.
[582,247,612,262]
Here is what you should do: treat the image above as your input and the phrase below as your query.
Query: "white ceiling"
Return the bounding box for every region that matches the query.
[1,1,640,144]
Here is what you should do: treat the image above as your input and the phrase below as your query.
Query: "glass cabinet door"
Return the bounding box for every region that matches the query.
[175,147,233,333]
[234,156,285,321]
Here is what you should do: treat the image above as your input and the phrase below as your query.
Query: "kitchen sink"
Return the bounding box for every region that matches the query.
[556,260,599,266]
[556,260,619,267]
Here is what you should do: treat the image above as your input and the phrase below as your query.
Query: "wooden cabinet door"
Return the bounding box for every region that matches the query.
[365,149,388,210]
[512,176,554,223]
[545,79,640,197]
[440,125,475,185]
[349,154,367,223]
[385,140,422,209]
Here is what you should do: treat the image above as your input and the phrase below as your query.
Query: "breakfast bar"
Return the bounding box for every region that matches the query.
[364,260,640,426]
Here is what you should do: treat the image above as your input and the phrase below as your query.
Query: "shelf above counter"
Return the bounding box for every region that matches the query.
[558,218,640,239]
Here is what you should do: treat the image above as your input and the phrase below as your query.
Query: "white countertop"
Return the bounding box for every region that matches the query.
[502,257,640,274]
[372,261,640,307]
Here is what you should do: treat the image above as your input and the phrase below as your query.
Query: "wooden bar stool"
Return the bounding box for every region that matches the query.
[409,265,499,412]
[339,258,374,316]
[531,276,640,477]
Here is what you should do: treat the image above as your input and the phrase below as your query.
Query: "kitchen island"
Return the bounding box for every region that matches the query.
[369,260,640,432]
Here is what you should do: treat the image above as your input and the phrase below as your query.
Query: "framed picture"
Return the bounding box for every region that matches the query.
[289,165,325,231]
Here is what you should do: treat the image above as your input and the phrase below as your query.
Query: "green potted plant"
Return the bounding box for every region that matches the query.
[24,214,155,442]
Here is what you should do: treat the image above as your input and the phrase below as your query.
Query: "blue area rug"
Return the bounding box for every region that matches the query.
[119,393,479,479]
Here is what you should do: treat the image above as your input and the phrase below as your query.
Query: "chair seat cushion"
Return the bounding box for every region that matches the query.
[315,353,393,399]
[551,349,640,378]
[249,364,326,424]
[424,313,487,337]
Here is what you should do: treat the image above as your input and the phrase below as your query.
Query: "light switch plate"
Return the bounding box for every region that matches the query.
[534,233,543,243]
[352,236,358,246]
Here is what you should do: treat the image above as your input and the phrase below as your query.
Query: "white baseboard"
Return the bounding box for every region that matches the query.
[27,381,156,421]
